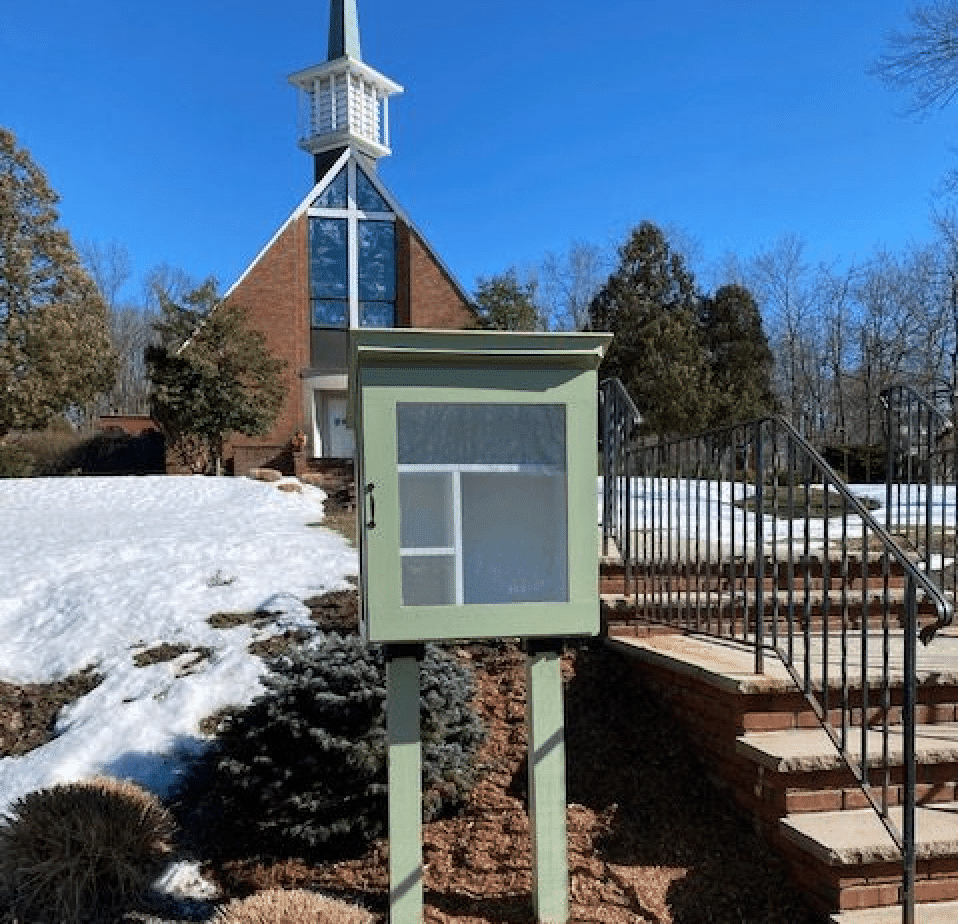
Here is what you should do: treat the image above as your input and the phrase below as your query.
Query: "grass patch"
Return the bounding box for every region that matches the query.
[304,589,359,633]
[208,611,272,630]
[309,509,356,545]
[133,643,190,667]
[247,630,312,659]
[0,667,102,758]
[132,644,213,673]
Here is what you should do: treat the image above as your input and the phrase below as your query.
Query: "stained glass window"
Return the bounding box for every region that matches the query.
[313,167,348,209]
[309,163,397,330]
[310,217,349,328]
[359,221,396,301]
[312,300,349,328]
[357,166,391,213]
[360,302,396,327]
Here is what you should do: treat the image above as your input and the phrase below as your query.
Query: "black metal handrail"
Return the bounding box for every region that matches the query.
[882,384,958,605]
[599,379,953,924]
[599,378,642,568]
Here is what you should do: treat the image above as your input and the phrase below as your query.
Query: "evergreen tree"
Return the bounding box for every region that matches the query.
[146,280,286,474]
[0,127,116,437]
[700,283,778,427]
[174,634,485,861]
[589,222,712,437]
[474,269,542,331]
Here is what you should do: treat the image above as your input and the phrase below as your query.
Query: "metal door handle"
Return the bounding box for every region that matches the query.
[365,483,376,530]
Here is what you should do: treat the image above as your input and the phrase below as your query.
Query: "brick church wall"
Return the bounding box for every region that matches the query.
[223,214,311,474]
[216,203,476,476]
[406,224,476,329]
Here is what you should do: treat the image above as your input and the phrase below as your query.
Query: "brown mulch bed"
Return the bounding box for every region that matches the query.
[199,591,822,924]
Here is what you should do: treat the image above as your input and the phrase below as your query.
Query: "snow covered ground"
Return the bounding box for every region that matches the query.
[600,478,958,553]
[0,475,357,815]
[0,473,950,817]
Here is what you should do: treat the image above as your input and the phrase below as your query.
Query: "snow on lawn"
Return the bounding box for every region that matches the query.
[598,477,957,547]
[0,474,357,813]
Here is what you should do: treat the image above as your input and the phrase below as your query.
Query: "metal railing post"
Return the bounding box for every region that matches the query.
[754,420,765,675]
[902,576,918,924]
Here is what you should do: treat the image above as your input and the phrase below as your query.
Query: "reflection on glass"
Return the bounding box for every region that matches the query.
[397,404,566,467]
[396,403,568,607]
[461,472,568,604]
[359,221,396,301]
[312,299,348,328]
[357,167,392,212]
[402,556,456,606]
[400,473,454,549]
[313,167,348,209]
[360,302,395,328]
[310,218,349,299]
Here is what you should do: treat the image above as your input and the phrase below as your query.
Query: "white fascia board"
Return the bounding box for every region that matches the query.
[222,148,352,300]
[300,128,391,161]
[288,56,403,96]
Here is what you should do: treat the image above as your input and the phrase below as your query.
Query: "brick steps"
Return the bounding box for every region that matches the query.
[830,898,958,922]
[780,805,958,911]
[603,622,958,918]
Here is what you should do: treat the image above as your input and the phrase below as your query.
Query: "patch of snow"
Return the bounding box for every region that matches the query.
[0,475,357,812]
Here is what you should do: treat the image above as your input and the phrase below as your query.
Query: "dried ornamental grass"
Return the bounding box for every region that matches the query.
[0,777,174,923]
[215,888,374,924]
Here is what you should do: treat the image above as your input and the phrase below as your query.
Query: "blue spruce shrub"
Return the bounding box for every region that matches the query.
[177,632,483,860]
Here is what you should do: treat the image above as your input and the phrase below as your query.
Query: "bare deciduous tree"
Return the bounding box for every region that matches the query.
[536,241,609,331]
[874,1,958,114]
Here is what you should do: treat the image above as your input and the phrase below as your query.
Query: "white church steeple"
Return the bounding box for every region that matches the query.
[288,0,403,162]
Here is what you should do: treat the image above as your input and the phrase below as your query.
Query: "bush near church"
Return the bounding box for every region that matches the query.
[174,632,485,860]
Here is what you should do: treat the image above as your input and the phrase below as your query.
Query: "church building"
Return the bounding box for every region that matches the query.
[223,0,476,475]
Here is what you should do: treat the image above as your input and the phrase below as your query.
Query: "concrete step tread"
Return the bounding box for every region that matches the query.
[831,900,958,923]
[739,723,958,772]
[607,631,958,695]
[782,804,958,865]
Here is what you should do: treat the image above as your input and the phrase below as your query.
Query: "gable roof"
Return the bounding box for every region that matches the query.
[224,149,474,312]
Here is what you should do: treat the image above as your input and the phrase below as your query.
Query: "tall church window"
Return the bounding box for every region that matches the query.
[359,220,396,327]
[310,217,349,328]
[309,159,397,334]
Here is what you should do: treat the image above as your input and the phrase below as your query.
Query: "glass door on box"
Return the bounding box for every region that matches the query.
[397,403,568,606]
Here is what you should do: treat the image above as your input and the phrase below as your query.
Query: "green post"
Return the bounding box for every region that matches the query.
[525,642,568,924]
[387,649,423,924]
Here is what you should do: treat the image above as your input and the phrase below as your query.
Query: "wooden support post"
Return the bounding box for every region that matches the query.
[525,641,568,924]
[387,647,423,924]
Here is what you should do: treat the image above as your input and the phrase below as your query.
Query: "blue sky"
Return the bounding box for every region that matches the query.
[2,1,955,302]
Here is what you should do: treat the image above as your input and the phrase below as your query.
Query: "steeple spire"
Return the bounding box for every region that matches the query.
[328,0,361,61]
[289,0,402,163]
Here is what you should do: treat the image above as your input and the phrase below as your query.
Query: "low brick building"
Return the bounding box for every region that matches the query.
[222,0,476,475]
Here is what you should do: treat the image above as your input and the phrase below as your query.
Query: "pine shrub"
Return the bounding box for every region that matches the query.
[214,888,373,924]
[0,777,175,923]
[176,633,484,860]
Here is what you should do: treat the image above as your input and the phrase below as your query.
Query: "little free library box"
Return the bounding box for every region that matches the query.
[348,328,612,646]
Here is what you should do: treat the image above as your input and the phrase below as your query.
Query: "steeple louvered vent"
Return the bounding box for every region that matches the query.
[289,0,402,161]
